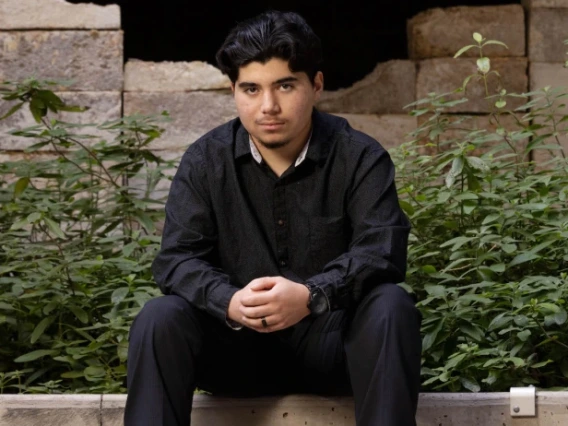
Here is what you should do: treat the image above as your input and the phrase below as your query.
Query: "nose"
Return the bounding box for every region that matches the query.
[260,91,280,114]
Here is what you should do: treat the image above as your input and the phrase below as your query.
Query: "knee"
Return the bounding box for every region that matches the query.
[131,295,201,335]
[359,284,421,326]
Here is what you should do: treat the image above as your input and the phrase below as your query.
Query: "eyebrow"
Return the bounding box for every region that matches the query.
[237,76,299,89]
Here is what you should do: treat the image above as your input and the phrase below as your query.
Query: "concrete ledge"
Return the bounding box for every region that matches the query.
[1,392,568,425]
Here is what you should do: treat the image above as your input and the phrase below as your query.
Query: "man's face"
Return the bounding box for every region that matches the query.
[232,58,323,150]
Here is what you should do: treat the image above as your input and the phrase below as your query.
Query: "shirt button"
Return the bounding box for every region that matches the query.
[277,219,285,226]
[280,260,287,267]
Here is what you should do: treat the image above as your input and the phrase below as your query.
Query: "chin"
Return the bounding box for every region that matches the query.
[258,139,291,150]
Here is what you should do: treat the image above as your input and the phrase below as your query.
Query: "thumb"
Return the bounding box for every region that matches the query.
[250,277,277,291]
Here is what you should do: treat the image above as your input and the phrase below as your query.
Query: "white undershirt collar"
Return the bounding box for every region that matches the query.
[248,133,311,168]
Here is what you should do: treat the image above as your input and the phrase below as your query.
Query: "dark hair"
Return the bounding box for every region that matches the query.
[215,11,323,84]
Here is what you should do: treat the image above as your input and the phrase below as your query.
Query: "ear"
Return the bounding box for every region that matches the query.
[313,71,324,100]
[230,82,235,94]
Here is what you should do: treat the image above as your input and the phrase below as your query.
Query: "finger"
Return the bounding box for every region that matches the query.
[240,314,279,332]
[239,305,274,319]
[249,277,277,291]
[241,291,273,307]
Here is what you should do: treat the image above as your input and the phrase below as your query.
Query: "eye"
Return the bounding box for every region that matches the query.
[244,87,259,94]
[280,83,294,91]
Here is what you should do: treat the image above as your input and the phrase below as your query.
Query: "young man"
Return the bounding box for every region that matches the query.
[125,10,422,426]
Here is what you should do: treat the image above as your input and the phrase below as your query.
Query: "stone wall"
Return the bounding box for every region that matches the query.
[1,1,567,170]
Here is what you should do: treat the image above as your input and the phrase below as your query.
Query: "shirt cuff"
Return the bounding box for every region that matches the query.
[305,269,345,311]
[206,283,240,324]
[226,318,244,330]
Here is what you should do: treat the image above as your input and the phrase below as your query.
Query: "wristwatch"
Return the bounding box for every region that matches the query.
[304,283,329,316]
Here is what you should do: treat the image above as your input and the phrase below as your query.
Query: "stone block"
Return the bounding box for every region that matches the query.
[0,31,123,91]
[408,5,525,59]
[0,0,120,30]
[530,62,568,90]
[123,91,237,150]
[316,60,416,114]
[523,0,568,7]
[528,8,568,62]
[527,63,568,165]
[0,395,100,426]
[333,114,417,151]
[125,60,231,92]
[416,58,529,113]
[0,92,122,150]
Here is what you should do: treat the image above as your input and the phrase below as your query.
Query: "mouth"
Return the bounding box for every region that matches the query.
[258,121,285,130]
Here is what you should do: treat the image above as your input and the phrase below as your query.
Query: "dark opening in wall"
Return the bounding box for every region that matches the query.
[69,0,521,90]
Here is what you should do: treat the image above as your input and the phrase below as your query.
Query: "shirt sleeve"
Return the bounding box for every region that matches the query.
[152,145,240,325]
[304,146,410,311]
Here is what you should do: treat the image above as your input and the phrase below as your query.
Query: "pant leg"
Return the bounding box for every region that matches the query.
[124,294,301,426]
[345,283,422,426]
[287,283,421,426]
[124,295,207,426]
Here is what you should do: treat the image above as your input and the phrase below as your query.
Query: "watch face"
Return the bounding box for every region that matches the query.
[310,289,328,315]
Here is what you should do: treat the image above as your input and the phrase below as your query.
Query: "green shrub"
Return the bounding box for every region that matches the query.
[0,79,171,392]
[394,34,568,392]
[1,33,568,394]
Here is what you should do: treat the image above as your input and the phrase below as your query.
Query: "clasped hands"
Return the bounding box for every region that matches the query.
[227,276,310,333]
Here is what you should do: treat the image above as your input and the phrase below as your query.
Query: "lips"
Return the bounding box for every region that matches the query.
[258,122,285,130]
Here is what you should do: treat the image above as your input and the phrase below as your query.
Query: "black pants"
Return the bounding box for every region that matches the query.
[124,283,422,426]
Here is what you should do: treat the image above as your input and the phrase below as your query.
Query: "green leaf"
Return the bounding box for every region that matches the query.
[473,33,483,43]
[466,156,489,172]
[111,287,129,304]
[29,96,47,123]
[510,357,526,367]
[61,371,85,379]
[509,252,540,267]
[495,100,507,109]
[488,313,512,331]
[482,40,509,50]
[27,212,42,223]
[423,318,444,352]
[13,177,30,198]
[554,309,567,325]
[517,330,531,342]
[489,264,506,273]
[68,305,89,324]
[117,341,128,362]
[44,217,65,239]
[454,44,477,58]
[531,360,553,369]
[539,303,560,313]
[14,349,58,363]
[399,200,415,216]
[30,315,55,344]
[477,57,490,74]
[0,101,24,120]
[460,377,481,393]
[446,156,464,188]
[84,366,106,378]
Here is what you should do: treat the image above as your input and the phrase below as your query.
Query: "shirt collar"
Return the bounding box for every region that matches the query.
[248,134,311,167]
[234,109,331,164]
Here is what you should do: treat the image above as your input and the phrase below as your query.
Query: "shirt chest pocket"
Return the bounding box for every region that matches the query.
[308,216,348,272]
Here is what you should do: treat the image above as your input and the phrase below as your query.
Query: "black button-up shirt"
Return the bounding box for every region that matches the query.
[152,110,410,323]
